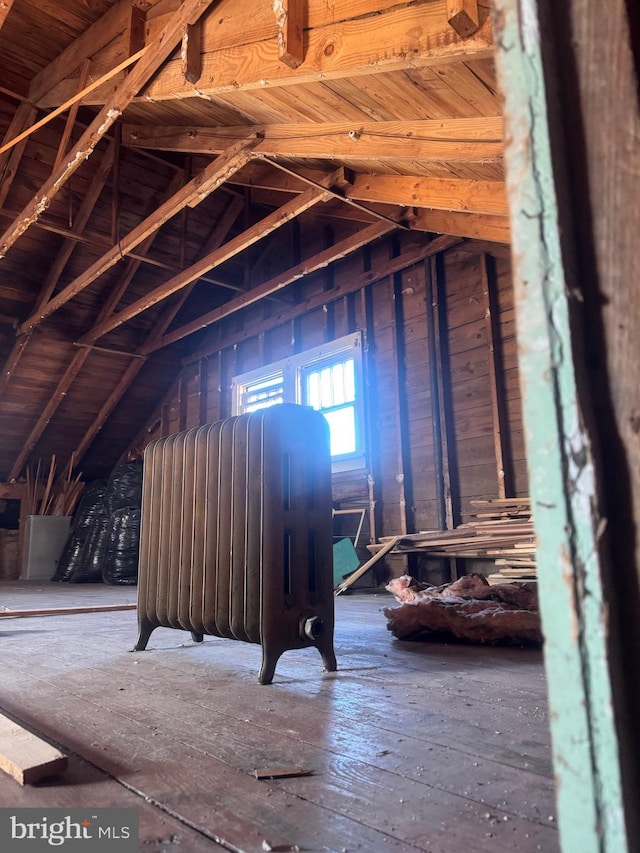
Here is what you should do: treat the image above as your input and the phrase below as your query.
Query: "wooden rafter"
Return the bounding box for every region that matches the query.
[0,334,30,398]
[79,181,335,344]
[53,59,91,171]
[0,144,116,404]
[122,118,502,163]
[9,170,186,478]
[145,217,402,353]
[18,137,257,335]
[0,103,37,209]
[28,0,145,105]
[0,49,147,161]
[0,0,15,31]
[71,195,245,468]
[183,233,463,364]
[0,0,219,261]
[72,360,147,468]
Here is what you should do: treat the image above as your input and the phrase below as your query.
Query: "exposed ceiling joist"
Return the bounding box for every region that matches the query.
[0,0,220,261]
[122,118,502,163]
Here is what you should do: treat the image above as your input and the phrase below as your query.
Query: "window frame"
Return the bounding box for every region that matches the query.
[232,332,366,473]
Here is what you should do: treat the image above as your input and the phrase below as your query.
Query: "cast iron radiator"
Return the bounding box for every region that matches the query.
[133,403,337,684]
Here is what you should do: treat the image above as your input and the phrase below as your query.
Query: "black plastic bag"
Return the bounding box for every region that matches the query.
[104,462,143,516]
[52,534,85,582]
[102,507,140,585]
[69,513,109,583]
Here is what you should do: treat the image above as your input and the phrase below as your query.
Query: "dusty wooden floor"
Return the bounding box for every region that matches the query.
[0,582,558,852]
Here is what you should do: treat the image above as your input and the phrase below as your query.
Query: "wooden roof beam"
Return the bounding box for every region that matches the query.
[79,179,337,344]
[38,0,494,107]
[409,208,510,242]
[122,118,502,164]
[347,175,508,217]
[139,0,494,103]
[18,136,257,335]
[145,216,402,354]
[0,0,220,262]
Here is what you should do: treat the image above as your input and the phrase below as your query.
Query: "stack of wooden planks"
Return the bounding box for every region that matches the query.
[468,498,537,584]
[368,498,537,583]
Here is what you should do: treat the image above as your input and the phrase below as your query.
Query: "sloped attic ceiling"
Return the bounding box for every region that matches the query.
[0,0,507,481]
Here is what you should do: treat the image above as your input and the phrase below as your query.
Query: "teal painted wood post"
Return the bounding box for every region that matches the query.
[490,2,628,852]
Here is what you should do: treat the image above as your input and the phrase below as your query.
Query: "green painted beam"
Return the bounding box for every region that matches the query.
[490,2,628,852]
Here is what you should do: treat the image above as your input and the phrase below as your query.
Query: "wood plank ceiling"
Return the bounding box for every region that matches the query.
[0,0,507,481]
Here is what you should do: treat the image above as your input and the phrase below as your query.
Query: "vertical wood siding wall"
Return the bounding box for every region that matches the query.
[139,235,527,545]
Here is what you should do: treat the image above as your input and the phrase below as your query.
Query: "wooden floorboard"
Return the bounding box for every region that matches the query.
[0,583,558,852]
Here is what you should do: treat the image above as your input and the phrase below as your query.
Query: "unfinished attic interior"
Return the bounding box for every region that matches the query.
[1,0,639,851]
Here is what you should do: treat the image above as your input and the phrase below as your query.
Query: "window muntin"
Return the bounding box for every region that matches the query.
[303,357,357,457]
[239,372,284,412]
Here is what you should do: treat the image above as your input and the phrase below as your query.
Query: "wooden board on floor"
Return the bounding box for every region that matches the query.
[0,713,67,784]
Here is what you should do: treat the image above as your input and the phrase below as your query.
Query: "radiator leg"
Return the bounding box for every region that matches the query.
[190,631,204,643]
[133,620,155,651]
[317,637,338,673]
[258,646,284,685]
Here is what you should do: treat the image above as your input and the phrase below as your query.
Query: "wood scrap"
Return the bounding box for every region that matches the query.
[334,536,399,595]
[22,454,85,517]
[0,713,68,784]
[0,604,137,619]
[369,498,538,581]
[384,573,541,645]
[254,767,312,780]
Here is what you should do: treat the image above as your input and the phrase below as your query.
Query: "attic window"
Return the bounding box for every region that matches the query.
[232,333,366,472]
[238,373,284,413]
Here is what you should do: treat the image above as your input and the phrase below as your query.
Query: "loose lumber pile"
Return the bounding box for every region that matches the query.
[468,498,537,583]
[384,573,541,646]
[24,454,84,517]
[368,497,537,583]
